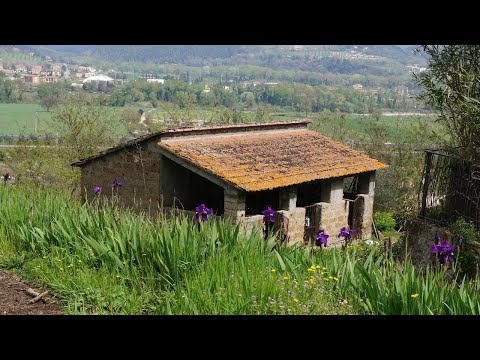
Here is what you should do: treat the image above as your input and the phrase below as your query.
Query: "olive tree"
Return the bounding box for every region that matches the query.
[414,45,480,161]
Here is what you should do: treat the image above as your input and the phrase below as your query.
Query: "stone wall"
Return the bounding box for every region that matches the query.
[79,138,161,211]
[243,215,264,235]
[284,207,306,246]
[352,194,374,240]
[224,189,246,225]
[316,201,351,247]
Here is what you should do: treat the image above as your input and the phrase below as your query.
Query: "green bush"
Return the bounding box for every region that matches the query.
[374,211,396,233]
[451,218,478,243]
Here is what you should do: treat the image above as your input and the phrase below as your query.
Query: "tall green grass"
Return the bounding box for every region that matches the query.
[0,185,479,314]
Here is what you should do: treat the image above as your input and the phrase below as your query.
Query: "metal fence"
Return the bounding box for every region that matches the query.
[419,149,480,229]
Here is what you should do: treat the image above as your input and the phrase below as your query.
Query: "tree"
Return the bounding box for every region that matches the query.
[37,83,65,111]
[48,92,117,184]
[414,45,480,161]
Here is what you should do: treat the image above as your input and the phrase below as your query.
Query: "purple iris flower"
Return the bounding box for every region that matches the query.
[434,232,441,245]
[112,178,122,189]
[315,229,329,247]
[338,227,353,241]
[93,185,101,194]
[195,203,213,221]
[429,239,455,264]
[3,173,10,182]
[262,206,275,224]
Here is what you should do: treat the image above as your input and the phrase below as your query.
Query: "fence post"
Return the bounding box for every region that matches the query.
[420,151,433,218]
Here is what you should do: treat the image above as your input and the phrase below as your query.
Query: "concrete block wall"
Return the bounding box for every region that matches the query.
[283,207,306,246]
[316,201,350,247]
[80,138,161,211]
[224,190,246,225]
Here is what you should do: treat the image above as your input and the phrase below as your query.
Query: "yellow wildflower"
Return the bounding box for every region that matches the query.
[334,277,339,281]
[59,267,64,271]
[77,260,82,263]
[410,293,419,298]
[324,278,329,281]
[293,298,299,303]
[307,268,313,272]
[344,300,348,304]
[116,275,120,278]
[309,279,315,284]
[329,276,333,280]
[271,268,276,273]
[293,280,298,285]
[316,265,320,269]
[321,271,325,275]
[283,276,289,280]
[322,267,327,270]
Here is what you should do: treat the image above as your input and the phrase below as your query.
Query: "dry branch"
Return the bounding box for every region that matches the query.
[28,291,50,304]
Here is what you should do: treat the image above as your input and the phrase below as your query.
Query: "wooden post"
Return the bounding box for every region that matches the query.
[420,151,433,218]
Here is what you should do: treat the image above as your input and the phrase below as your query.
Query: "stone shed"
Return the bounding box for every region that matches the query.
[72,121,388,245]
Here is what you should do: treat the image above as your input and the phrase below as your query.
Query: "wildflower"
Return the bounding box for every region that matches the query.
[116,275,120,278]
[365,239,373,246]
[59,267,64,271]
[338,227,353,241]
[271,268,276,273]
[112,178,122,189]
[429,240,455,264]
[293,280,298,285]
[307,268,314,272]
[344,300,348,304]
[77,260,82,263]
[322,267,327,270]
[410,293,419,299]
[329,275,333,280]
[293,298,299,303]
[315,265,320,269]
[333,277,339,281]
[3,173,10,183]
[262,206,275,224]
[324,278,329,281]
[93,185,101,194]
[195,203,213,222]
[315,229,329,247]
[283,276,289,280]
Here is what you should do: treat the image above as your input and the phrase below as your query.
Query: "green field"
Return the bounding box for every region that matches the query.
[0,103,51,135]
[0,103,439,143]
[0,103,137,136]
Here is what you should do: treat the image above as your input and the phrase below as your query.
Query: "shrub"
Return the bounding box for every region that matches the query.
[374,211,396,233]
[450,218,478,243]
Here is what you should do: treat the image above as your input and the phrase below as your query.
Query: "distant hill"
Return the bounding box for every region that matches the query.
[21,45,246,64]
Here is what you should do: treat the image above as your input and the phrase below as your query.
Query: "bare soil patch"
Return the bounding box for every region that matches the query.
[0,269,64,315]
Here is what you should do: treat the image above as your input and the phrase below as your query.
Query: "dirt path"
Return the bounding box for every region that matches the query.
[0,269,64,315]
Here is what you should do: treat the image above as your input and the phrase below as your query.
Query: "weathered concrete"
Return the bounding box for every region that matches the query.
[80,138,161,211]
[279,186,297,211]
[224,188,246,225]
[320,178,344,204]
[352,194,374,240]
[358,171,376,196]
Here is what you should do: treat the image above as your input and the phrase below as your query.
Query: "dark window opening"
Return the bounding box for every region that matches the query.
[297,181,322,207]
[343,175,358,200]
[245,188,279,216]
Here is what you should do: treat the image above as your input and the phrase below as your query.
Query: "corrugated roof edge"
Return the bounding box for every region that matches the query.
[71,120,310,167]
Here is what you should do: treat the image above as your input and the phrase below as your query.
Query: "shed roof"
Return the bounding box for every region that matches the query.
[158,126,388,192]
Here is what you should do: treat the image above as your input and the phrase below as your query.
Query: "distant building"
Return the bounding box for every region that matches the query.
[30,65,42,74]
[395,85,409,96]
[14,64,27,73]
[405,64,426,73]
[82,74,114,84]
[264,82,279,85]
[352,83,364,90]
[42,75,58,83]
[27,51,35,56]
[146,78,165,84]
[24,75,40,84]
[51,64,62,73]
